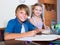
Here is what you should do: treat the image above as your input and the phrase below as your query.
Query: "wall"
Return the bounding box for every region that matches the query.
[0,0,20,28]
[57,0,60,23]
[0,0,38,28]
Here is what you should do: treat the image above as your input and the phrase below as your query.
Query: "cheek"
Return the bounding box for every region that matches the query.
[34,10,39,14]
[39,12,42,14]
[16,14,22,20]
[33,11,37,14]
[37,10,42,14]
[24,15,28,19]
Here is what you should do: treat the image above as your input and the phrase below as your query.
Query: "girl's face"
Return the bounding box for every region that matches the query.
[16,9,28,22]
[33,6,43,17]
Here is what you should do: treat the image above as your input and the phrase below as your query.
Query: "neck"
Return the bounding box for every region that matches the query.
[18,18,23,24]
[16,17,24,24]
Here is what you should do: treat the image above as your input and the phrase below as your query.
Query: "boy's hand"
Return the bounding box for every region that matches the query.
[34,29,43,34]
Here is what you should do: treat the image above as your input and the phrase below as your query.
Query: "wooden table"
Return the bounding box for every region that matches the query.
[4,40,51,45]
[0,39,60,45]
[0,28,60,45]
[14,35,60,45]
[0,28,5,41]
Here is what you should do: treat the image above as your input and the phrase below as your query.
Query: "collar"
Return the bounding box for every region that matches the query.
[15,17,28,24]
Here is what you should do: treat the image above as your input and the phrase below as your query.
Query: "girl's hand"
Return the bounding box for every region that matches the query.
[45,26,50,30]
[34,29,44,34]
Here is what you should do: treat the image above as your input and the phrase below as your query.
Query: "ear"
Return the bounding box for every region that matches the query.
[15,13,17,16]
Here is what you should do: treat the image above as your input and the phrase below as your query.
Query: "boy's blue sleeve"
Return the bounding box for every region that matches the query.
[5,20,15,33]
[28,22,36,31]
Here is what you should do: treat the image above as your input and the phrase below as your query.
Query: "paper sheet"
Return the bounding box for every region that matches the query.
[15,35,60,41]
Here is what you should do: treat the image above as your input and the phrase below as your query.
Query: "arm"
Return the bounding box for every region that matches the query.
[4,28,41,40]
[4,30,35,40]
[44,24,50,30]
[43,17,50,30]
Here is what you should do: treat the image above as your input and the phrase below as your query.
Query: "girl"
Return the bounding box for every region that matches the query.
[30,3,50,33]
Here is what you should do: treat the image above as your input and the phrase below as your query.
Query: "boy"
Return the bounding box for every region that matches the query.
[4,4,40,40]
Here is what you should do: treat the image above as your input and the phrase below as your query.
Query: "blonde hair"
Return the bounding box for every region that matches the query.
[32,3,45,29]
[32,3,43,21]
[32,3,43,10]
[15,4,29,16]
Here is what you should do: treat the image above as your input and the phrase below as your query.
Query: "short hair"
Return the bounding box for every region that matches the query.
[15,4,29,16]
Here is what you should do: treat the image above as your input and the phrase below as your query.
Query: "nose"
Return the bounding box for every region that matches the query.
[21,12,28,18]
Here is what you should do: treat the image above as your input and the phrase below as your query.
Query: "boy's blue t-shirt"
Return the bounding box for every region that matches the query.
[5,18,36,33]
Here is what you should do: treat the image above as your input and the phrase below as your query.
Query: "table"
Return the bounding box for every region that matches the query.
[0,28,5,41]
[0,39,60,45]
[0,40,25,45]
[15,35,59,41]
[0,40,50,45]
[15,35,60,45]
[0,35,59,45]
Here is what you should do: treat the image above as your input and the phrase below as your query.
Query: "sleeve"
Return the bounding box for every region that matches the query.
[28,22,36,31]
[4,20,15,33]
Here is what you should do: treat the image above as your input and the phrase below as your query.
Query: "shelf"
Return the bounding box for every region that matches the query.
[44,0,56,4]
[0,28,5,30]
[39,0,57,27]
[45,10,56,14]
[44,11,57,26]
[44,4,56,11]
[39,0,56,4]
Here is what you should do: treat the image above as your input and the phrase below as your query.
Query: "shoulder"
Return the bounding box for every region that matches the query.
[29,18,33,23]
[29,18,34,24]
[26,19,36,30]
[29,18,35,26]
[25,19,35,27]
[25,19,32,23]
[7,18,17,25]
[8,19,15,23]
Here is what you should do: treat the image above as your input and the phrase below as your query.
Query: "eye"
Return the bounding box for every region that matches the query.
[39,10,42,12]
[35,9,38,11]
[20,12,23,14]
[20,12,27,15]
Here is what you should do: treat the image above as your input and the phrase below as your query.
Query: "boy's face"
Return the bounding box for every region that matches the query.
[16,9,28,22]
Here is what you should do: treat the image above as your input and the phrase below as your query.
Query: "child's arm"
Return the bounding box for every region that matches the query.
[43,17,50,30]
[44,24,50,30]
[4,29,40,40]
